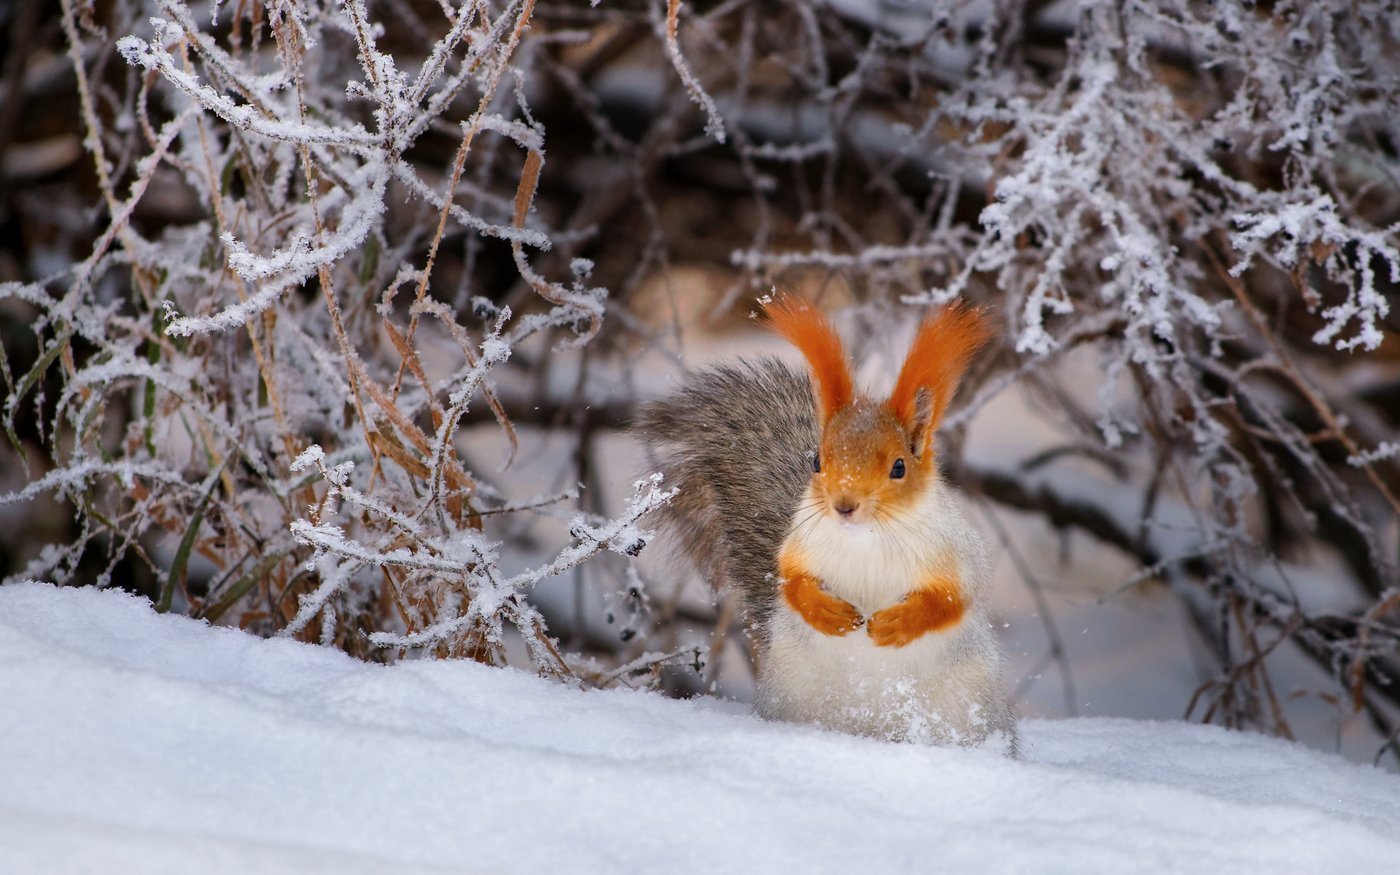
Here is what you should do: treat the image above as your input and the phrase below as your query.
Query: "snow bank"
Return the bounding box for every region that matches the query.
[1,582,1396,874]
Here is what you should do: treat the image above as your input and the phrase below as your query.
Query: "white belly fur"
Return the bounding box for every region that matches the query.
[755,480,1017,753]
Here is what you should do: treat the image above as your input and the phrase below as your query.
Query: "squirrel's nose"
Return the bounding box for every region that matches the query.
[834,498,860,517]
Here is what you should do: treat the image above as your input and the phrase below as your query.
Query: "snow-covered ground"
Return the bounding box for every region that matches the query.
[3,582,1398,874]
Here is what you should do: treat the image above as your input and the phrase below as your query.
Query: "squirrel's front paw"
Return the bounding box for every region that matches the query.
[867,588,965,648]
[781,573,863,636]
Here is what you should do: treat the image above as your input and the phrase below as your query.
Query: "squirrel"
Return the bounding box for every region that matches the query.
[636,296,1018,755]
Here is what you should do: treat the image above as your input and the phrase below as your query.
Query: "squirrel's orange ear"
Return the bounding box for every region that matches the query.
[763,296,854,425]
[888,302,992,458]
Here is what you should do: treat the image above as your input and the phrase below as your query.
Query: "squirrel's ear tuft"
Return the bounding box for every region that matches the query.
[888,301,993,457]
[763,296,854,425]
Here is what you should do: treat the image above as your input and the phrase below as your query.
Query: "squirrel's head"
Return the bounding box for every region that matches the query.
[764,296,991,527]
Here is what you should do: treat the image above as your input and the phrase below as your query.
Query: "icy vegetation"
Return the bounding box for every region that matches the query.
[4,581,1400,873]
[0,0,1397,764]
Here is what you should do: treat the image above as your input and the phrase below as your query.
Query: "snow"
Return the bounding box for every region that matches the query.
[2,582,1398,874]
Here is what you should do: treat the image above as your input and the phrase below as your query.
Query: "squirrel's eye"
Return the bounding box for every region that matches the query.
[891,458,906,479]
[811,452,821,473]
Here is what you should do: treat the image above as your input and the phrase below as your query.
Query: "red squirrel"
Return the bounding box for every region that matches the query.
[638,297,1017,753]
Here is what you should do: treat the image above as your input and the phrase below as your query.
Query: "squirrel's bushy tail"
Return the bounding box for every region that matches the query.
[634,360,816,629]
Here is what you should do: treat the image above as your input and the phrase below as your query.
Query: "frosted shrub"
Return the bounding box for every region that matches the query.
[1,0,684,680]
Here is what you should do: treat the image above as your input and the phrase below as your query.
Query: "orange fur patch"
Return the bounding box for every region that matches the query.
[866,572,966,648]
[763,296,854,423]
[887,302,993,453]
[779,550,863,636]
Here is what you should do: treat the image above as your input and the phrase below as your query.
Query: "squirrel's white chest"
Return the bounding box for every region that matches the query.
[758,488,1015,750]
[792,517,924,614]
[787,486,969,613]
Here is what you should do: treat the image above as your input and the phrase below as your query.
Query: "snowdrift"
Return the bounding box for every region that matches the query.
[1,582,1396,874]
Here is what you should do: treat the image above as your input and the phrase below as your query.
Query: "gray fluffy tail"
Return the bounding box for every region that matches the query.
[633,359,816,630]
